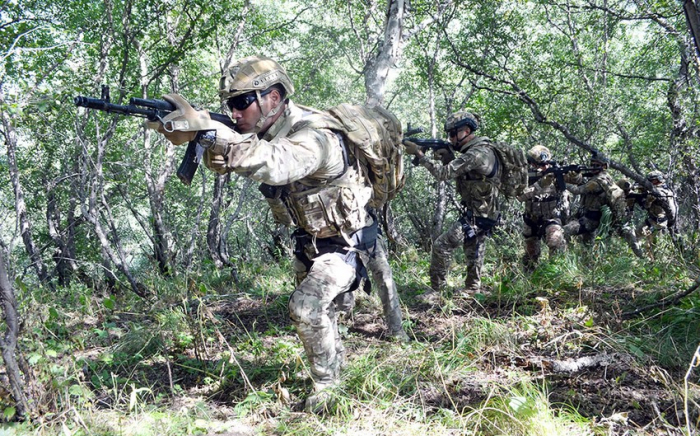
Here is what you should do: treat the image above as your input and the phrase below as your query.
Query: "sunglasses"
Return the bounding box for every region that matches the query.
[448,129,460,138]
[226,89,272,111]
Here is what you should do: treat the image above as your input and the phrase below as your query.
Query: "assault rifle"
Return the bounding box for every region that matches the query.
[74,86,235,185]
[402,124,454,165]
[527,162,596,191]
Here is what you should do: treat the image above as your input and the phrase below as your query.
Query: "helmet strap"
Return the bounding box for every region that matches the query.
[254,89,284,133]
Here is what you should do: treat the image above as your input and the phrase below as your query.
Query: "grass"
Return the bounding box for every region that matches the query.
[2,235,699,435]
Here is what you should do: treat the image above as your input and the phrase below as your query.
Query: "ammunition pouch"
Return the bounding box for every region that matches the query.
[287,184,369,239]
[292,216,378,294]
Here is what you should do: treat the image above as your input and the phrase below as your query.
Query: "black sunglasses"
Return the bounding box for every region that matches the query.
[448,129,459,138]
[226,89,272,111]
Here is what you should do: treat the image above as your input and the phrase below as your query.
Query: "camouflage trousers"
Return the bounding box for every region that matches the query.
[290,237,405,389]
[322,236,405,337]
[563,215,600,243]
[358,236,405,336]
[290,253,356,391]
[620,218,667,259]
[523,219,565,269]
[430,219,487,293]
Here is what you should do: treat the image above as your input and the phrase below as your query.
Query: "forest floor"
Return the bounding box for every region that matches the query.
[162,275,698,436]
[4,248,700,436]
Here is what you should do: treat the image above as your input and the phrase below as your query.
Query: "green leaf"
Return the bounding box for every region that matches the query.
[103,296,115,310]
[48,307,59,320]
[3,406,16,420]
[68,384,84,397]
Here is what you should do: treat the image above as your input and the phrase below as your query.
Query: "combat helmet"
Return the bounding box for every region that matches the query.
[646,170,665,184]
[589,152,609,169]
[527,145,552,165]
[444,110,479,134]
[219,55,295,101]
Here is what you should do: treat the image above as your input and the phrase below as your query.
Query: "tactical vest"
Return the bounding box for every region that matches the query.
[645,185,676,226]
[260,112,373,240]
[580,172,613,213]
[455,138,501,219]
[524,174,564,221]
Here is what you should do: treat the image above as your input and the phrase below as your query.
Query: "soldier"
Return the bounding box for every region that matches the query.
[150,55,407,411]
[563,153,620,242]
[517,145,569,270]
[404,111,500,297]
[616,178,646,258]
[626,170,678,258]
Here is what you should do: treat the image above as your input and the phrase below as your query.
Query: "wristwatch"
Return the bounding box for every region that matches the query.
[198,130,217,149]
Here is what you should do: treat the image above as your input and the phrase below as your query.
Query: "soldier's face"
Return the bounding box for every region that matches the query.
[448,127,470,146]
[229,95,263,133]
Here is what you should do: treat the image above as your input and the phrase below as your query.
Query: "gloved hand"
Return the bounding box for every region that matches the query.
[434,148,454,165]
[403,140,423,156]
[146,94,223,145]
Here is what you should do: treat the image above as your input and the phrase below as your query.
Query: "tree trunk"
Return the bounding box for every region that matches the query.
[2,106,52,289]
[0,247,31,419]
[46,183,78,288]
[364,0,405,108]
[207,173,233,269]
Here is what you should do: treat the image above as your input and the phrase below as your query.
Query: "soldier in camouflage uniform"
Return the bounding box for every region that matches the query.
[615,178,646,258]
[404,111,501,295]
[623,171,677,258]
[150,56,407,411]
[563,154,618,242]
[517,145,570,270]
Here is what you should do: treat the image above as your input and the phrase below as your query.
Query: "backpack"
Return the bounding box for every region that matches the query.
[485,141,529,198]
[654,185,678,229]
[292,103,405,209]
[596,172,629,225]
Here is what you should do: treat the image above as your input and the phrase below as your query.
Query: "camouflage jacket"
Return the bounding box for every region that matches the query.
[203,101,373,240]
[417,136,501,220]
[566,171,616,215]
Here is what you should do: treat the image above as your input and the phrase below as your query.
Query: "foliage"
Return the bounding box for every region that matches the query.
[2,0,700,434]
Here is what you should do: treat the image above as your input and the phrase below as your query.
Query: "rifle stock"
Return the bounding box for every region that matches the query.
[74,86,236,185]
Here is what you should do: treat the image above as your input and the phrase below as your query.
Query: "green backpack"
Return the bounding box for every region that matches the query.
[483,140,529,199]
[291,103,406,209]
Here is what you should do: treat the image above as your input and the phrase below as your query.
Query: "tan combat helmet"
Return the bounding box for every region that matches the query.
[589,152,609,170]
[444,110,479,134]
[219,55,295,100]
[219,56,295,131]
[527,145,552,165]
[646,170,665,184]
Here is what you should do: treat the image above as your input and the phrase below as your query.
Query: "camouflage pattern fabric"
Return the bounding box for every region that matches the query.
[563,171,612,240]
[418,136,500,292]
[429,219,488,293]
[295,233,407,341]
[204,100,403,390]
[418,136,501,220]
[517,173,568,267]
[289,253,355,390]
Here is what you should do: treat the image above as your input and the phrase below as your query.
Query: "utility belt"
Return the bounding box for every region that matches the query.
[292,212,378,294]
[459,209,499,242]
